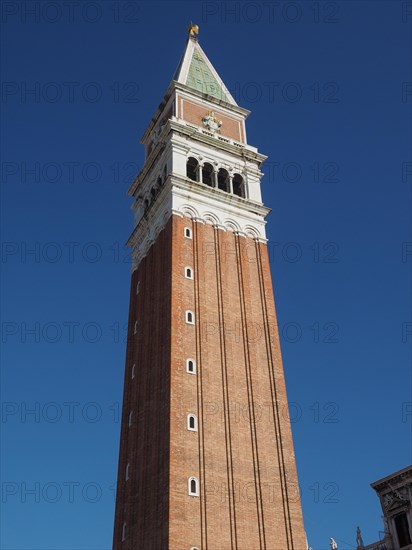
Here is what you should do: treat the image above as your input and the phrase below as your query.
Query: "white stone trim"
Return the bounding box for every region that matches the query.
[127,192,269,271]
[181,205,199,219]
[128,211,268,272]
[174,38,196,91]
[202,211,220,225]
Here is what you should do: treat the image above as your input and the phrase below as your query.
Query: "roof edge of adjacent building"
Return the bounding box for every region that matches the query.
[371,465,412,490]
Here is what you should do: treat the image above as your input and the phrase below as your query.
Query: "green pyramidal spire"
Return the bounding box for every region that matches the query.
[173,33,237,106]
[186,48,230,102]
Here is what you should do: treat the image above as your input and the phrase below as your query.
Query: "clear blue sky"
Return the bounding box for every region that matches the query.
[1,2,411,549]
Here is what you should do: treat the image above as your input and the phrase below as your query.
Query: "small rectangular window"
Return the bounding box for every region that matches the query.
[186,359,196,374]
[188,476,199,496]
[186,311,195,325]
[187,414,198,432]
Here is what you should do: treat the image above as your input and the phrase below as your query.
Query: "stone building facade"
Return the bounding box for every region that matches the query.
[358,466,412,550]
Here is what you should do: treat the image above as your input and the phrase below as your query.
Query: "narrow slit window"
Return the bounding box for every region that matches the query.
[188,477,199,496]
[136,281,140,295]
[186,359,196,374]
[122,522,126,541]
[185,267,193,279]
[128,410,133,427]
[126,463,130,481]
[184,227,192,239]
[186,311,195,325]
[131,364,135,379]
[134,321,138,334]
[187,414,198,432]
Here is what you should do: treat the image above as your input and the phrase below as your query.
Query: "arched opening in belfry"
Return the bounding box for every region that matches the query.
[186,157,199,181]
[202,163,214,187]
[233,174,245,198]
[217,168,230,192]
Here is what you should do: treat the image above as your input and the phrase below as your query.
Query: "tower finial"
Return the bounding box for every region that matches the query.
[187,22,199,41]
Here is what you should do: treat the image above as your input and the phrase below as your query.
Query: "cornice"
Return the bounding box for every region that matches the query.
[168,119,267,164]
[173,81,250,117]
[171,173,270,219]
[126,174,269,271]
[371,467,412,492]
[128,118,267,197]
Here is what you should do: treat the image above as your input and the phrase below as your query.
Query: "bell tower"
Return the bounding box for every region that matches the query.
[113,27,307,550]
